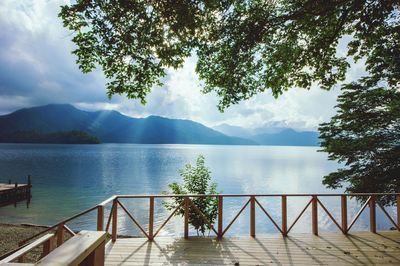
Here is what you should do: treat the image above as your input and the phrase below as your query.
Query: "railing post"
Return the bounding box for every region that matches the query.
[17,243,25,263]
[282,195,287,236]
[17,256,25,263]
[184,197,189,239]
[42,237,53,257]
[112,199,118,242]
[312,196,318,236]
[56,224,64,247]
[27,175,32,208]
[97,205,104,231]
[218,196,223,238]
[250,196,256,237]
[14,182,18,207]
[370,196,376,233]
[397,195,400,230]
[149,196,154,240]
[341,195,348,234]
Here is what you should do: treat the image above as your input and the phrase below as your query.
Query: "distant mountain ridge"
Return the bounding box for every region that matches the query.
[252,129,319,146]
[0,130,100,144]
[0,104,320,146]
[0,104,255,145]
[213,123,288,138]
[213,123,320,146]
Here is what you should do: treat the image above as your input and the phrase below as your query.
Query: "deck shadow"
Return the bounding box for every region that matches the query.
[104,232,400,265]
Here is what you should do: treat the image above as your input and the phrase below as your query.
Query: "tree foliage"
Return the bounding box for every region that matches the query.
[163,155,218,236]
[319,80,400,205]
[59,1,399,110]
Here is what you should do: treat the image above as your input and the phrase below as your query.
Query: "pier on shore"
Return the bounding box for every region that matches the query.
[0,176,32,207]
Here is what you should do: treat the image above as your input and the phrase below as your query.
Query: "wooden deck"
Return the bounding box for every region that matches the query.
[104,231,400,265]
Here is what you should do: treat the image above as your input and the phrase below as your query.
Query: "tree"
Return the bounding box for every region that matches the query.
[59,1,400,200]
[59,1,399,111]
[319,80,400,205]
[163,155,218,236]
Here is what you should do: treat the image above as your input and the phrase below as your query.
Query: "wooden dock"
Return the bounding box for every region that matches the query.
[0,176,32,207]
[104,231,400,265]
[3,193,400,265]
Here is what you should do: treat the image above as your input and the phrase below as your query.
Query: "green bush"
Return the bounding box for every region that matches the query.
[163,155,219,236]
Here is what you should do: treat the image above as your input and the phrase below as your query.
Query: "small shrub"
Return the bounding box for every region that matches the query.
[163,155,219,236]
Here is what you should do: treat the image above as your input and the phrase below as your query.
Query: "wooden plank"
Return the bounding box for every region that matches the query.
[218,195,223,238]
[255,198,283,234]
[287,198,312,233]
[117,200,149,238]
[104,231,400,266]
[348,197,371,232]
[250,196,255,237]
[153,201,183,238]
[115,193,400,198]
[0,234,54,263]
[397,195,400,229]
[56,224,64,247]
[312,196,318,235]
[0,263,35,266]
[281,195,287,236]
[41,237,53,258]
[222,199,250,236]
[97,205,104,231]
[188,200,218,235]
[370,195,376,233]
[149,196,154,240]
[111,199,117,242]
[184,197,189,239]
[37,231,106,266]
[63,224,76,236]
[341,195,348,234]
[80,240,105,266]
[98,195,116,206]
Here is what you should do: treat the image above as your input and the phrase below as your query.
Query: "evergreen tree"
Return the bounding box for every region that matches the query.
[319,80,400,205]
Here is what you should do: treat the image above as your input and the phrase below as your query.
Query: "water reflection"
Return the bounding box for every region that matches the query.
[0,143,396,236]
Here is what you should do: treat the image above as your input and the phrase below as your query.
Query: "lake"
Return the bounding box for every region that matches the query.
[0,143,395,236]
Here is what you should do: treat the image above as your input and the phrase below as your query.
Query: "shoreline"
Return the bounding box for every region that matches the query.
[0,222,50,229]
[0,223,51,262]
[0,222,139,262]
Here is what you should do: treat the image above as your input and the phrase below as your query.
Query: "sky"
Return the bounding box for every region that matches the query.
[0,1,366,131]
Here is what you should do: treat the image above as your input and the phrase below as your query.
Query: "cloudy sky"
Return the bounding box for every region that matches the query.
[0,1,366,131]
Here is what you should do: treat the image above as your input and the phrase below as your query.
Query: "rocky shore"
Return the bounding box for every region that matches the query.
[0,223,50,262]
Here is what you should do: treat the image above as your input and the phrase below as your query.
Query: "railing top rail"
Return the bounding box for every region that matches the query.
[98,195,117,206]
[19,205,98,245]
[115,193,400,199]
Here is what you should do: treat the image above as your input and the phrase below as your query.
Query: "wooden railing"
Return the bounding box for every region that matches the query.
[100,193,400,242]
[3,193,400,262]
[0,205,100,263]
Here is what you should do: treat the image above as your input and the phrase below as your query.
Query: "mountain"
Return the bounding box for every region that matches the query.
[0,104,255,145]
[252,129,319,146]
[212,124,253,139]
[213,123,320,146]
[213,123,291,139]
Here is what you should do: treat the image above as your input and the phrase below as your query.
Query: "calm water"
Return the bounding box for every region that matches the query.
[0,143,395,236]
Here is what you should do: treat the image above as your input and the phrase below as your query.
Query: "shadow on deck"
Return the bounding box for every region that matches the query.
[105,231,400,265]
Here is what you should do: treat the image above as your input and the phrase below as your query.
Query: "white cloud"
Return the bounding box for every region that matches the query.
[0,0,366,131]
